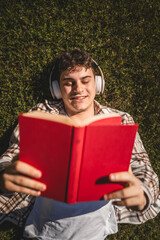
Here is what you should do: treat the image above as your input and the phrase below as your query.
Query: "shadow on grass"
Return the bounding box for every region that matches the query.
[0,221,23,240]
[0,221,39,240]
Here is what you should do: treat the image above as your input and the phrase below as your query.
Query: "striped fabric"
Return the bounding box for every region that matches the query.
[0,100,159,227]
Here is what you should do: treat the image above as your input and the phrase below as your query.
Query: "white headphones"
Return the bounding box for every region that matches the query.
[49,59,105,100]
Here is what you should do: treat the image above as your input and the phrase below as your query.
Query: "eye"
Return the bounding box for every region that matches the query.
[63,81,72,86]
[82,78,90,84]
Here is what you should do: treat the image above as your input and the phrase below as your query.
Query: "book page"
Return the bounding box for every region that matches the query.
[21,111,121,127]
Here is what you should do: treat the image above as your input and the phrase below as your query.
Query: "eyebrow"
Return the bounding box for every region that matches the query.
[62,75,92,81]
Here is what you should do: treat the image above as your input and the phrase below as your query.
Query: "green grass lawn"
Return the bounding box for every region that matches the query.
[0,0,159,239]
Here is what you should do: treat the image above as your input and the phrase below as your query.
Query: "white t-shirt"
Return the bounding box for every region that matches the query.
[23,197,118,240]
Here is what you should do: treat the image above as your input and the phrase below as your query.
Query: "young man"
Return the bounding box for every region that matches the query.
[0,49,159,239]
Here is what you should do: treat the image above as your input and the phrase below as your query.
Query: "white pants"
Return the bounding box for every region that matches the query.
[23,197,118,240]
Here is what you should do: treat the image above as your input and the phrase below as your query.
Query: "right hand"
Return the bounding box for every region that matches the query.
[0,161,46,196]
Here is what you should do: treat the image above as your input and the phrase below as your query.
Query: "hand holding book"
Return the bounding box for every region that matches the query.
[0,161,46,196]
[104,168,147,211]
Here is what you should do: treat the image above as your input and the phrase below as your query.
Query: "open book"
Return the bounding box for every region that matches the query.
[19,111,138,203]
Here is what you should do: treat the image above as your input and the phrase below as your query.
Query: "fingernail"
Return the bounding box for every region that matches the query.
[110,174,116,181]
[36,191,41,196]
[35,171,42,178]
[104,194,108,200]
[40,184,46,191]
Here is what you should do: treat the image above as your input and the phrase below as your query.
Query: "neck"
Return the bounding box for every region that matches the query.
[66,108,95,125]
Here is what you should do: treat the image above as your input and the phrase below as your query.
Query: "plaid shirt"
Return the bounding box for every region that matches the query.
[0,100,159,227]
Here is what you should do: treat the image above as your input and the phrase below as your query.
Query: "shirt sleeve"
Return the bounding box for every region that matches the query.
[0,124,20,172]
[0,101,61,225]
[0,116,37,226]
[114,113,160,224]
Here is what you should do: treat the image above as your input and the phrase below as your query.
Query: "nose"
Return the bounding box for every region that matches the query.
[73,81,83,93]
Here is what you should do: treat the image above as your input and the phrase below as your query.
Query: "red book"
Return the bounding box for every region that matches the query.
[19,111,138,203]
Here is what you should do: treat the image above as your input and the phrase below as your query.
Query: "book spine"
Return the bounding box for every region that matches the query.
[66,127,85,204]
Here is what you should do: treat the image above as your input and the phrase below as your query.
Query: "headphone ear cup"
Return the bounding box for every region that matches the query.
[95,75,105,94]
[52,80,62,99]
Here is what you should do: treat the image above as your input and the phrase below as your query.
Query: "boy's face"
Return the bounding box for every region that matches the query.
[59,66,96,117]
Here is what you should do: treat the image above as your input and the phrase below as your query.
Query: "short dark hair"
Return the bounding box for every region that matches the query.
[52,49,97,82]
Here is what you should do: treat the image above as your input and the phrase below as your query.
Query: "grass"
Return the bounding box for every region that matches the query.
[0,0,160,239]
[0,222,23,240]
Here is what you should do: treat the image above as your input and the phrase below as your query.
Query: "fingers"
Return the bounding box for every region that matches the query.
[109,171,138,185]
[7,173,46,191]
[111,193,147,210]
[1,161,47,196]
[4,180,42,196]
[104,185,141,200]
[2,173,46,196]
[104,171,147,210]
[6,161,42,179]
[112,196,144,208]
[104,186,145,206]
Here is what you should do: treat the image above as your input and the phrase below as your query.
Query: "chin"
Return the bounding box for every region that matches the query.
[72,103,88,111]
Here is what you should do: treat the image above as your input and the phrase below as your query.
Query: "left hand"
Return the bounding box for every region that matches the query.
[104,167,147,211]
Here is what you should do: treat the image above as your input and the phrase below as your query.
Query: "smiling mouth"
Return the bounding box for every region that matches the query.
[70,96,87,102]
[70,96,87,100]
